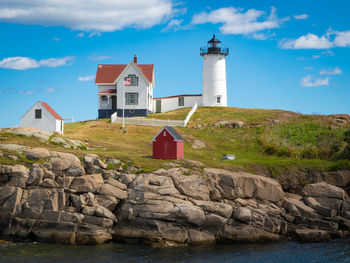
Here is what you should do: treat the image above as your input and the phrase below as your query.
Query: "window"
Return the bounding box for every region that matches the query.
[127,74,139,86]
[35,109,42,119]
[164,131,166,136]
[216,96,221,104]
[101,96,108,103]
[125,93,138,105]
[178,97,184,106]
[60,121,63,131]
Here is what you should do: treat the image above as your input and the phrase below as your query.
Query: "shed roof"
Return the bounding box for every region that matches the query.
[152,126,184,142]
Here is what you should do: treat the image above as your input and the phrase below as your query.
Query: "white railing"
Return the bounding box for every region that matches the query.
[111,102,198,127]
[183,102,198,127]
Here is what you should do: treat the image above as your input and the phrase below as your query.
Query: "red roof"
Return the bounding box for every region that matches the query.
[95,63,154,84]
[39,101,63,120]
[153,94,202,100]
[99,89,116,94]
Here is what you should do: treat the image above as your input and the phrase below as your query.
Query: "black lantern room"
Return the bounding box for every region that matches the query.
[200,34,229,56]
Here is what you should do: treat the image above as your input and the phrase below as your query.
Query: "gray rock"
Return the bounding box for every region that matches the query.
[27,164,44,186]
[177,204,205,226]
[95,206,116,220]
[171,174,210,201]
[295,229,331,242]
[39,179,59,188]
[70,174,104,193]
[191,139,206,149]
[302,182,345,200]
[98,184,127,199]
[233,207,252,223]
[205,168,284,202]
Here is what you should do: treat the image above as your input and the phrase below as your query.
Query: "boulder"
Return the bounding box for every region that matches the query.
[295,229,331,242]
[27,164,44,186]
[171,174,210,201]
[233,207,252,223]
[177,204,205,226]
[39,179,59,188]
[95,206,116,220]
[23,147,51,158]
[70,174,104,193]
[214,120,244,128]
[95,195,118,211]
[205,168,284,202]
[98,184,127,199]
[191,140,206,149]
[302,182,345,200]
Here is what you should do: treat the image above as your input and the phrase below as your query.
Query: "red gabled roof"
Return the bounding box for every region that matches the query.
[38,101,63,120]
[95,63,154,84]
[153,94,202,100]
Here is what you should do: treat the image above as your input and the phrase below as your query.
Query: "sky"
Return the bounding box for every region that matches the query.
[0,0,350,128]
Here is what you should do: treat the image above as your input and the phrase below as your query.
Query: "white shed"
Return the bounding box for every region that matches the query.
[20,101,64,134]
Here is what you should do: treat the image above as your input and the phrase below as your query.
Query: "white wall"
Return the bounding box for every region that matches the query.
[115,64,153,111]
[153,95,202,113]
[202,54,227,107]
[20,102,63,133]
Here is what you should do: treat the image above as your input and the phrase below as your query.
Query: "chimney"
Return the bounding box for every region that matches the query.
[133,55,137,64]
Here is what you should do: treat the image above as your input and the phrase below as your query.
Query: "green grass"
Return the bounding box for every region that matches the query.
[1,107,349,174]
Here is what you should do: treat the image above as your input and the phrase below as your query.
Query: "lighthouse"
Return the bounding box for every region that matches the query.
[200,34,229,107]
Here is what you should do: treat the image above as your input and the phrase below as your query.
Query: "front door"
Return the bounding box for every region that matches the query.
[156,100,161,113]
[112,96,117,109]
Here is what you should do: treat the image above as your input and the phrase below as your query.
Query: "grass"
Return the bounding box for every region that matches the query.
[1,107,349,174]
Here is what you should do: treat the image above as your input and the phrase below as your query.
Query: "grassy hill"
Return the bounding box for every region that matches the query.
[1,107,350,174]
[64,107,350,173]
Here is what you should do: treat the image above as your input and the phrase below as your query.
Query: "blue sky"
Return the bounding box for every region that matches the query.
[0,0,350,128]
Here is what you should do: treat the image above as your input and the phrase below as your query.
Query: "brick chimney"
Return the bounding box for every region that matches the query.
[133,55,137,64]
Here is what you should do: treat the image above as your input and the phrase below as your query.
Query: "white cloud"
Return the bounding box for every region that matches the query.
[322,50,334,56]
[192,6,284,37]
[293,14,308,20]
[312,54,321,59]
[78,75,95,82]
[51,37,60,41]
[76,32,85,38]
[304,66,314,71]
[88,53,112,62]
[333,30,350,47]
[320,67,342,75]
[280,33,333,49]
[19,89,37,95]
[46,87,56,93]
[0,0,174,32]
[0,56,74,70]
[280,30,350,50]
[300,75,329,87]
[161,19,184,32]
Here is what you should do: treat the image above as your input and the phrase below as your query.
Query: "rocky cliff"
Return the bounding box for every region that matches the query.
[0,144,350,245]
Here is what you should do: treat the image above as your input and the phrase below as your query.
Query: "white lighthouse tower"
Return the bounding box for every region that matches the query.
[200,34,229,107]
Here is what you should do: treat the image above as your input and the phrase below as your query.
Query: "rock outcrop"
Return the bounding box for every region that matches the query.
[0,145,350,245]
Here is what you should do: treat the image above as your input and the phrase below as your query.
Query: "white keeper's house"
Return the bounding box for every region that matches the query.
[95,34,229,118]
[20,101,64,134]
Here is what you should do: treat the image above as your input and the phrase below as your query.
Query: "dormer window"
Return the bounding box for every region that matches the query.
[127,74,139,86]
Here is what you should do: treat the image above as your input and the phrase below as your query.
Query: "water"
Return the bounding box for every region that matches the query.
[1,240,350,263]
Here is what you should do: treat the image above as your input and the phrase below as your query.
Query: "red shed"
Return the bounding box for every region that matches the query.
[152,126,184,159]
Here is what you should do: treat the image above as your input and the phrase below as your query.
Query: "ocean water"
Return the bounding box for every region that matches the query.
[1,240,350,263]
